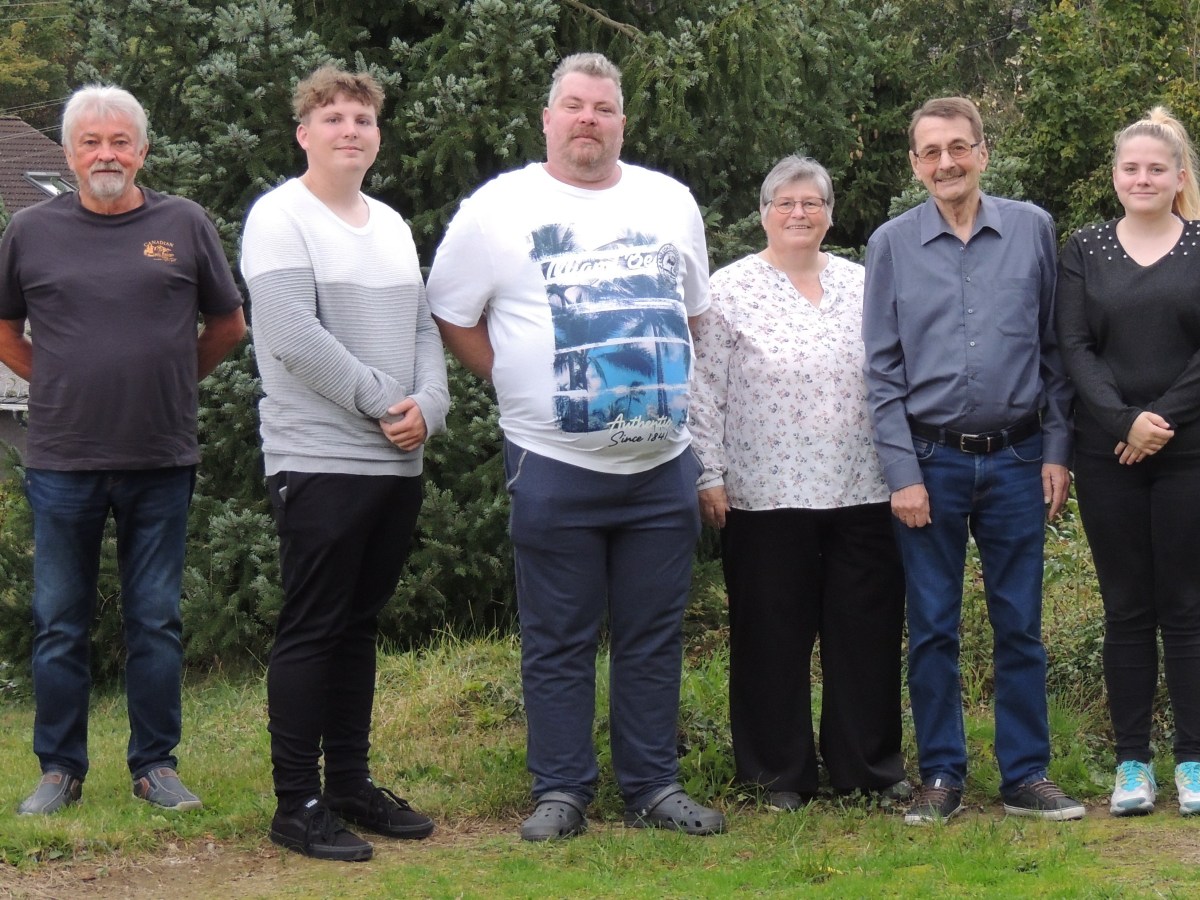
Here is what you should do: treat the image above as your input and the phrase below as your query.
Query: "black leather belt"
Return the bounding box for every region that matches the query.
[908,415,1041,454]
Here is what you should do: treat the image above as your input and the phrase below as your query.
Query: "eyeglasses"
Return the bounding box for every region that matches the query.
[912,140,983,165]
[768,198,827,215]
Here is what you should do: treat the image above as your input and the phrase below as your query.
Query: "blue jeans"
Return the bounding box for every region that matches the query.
[504,441,701,807]
[25,467,194,780]
[895,434,1050,794]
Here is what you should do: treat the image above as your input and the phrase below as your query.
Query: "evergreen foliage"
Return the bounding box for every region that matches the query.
[1011,0,1200,236]
[1,0,1195,677]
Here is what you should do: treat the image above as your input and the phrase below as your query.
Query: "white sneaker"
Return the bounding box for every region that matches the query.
[1110,760,1155,816]
[1175,762,1200,816]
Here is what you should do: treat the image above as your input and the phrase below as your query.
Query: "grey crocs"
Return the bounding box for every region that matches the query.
[520,791,587,841]
[624,784,726,835]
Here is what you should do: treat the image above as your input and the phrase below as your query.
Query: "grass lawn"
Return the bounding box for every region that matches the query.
[1,637,1198,898]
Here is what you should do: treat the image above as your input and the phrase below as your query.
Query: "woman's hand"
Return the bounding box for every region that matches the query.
[698,486,731,528]
[1115,411,1174,464]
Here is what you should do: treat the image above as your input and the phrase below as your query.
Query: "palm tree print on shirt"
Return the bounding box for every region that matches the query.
[530,223,692,435]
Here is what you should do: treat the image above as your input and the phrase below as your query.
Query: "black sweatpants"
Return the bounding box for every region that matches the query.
[266,471,423,808]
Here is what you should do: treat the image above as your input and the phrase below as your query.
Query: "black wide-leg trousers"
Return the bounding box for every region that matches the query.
[722,502,906,795]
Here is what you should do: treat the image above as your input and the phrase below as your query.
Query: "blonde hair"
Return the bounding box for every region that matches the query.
[548,53,623,112]
[293,65,385,122]
[1114,106,1200,220]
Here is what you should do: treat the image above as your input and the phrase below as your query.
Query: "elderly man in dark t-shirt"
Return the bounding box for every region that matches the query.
[0,84,245,816]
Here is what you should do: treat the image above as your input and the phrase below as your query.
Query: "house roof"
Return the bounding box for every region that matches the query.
[0,118,70,412]
[0,116,76,215]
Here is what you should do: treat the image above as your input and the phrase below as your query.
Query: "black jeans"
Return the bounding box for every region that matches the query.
[722,502,906,795]
[1075,451,1200,765]
[266,471,423,807]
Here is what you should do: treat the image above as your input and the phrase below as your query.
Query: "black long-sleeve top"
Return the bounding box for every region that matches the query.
[1056,218,1200,458]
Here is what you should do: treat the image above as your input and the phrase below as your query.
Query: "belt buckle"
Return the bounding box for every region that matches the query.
[959,432,991,453]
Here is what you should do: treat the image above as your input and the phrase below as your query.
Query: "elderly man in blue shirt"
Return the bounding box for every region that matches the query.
[862,96,1081,825]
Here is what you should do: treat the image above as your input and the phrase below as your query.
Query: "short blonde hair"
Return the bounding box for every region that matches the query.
[547,53,623,112]
[293,65,385,121]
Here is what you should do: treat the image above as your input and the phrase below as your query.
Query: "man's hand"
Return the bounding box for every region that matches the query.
[379,398,428,451]
[891,483,930,528]
[698,486,730,528]
[1042,463,1070,520]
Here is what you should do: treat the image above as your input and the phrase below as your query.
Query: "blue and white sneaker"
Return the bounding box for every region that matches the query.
[1175,762,1200,816]
[1110,760,1155,816]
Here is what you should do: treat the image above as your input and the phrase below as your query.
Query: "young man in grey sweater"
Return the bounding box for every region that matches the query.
[241,65,449,862]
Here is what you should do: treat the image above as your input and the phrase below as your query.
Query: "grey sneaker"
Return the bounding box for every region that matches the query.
[1003,778,1085,821]
[904,777,963,825]
[132,766,202,810]
[18,771,83,815]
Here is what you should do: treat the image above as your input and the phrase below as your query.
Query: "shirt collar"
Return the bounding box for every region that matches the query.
[918,191,1002,245]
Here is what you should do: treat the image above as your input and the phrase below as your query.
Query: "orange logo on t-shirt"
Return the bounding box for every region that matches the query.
[143,240,176,263]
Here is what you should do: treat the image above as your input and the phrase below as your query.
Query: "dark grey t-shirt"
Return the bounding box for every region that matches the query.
[0,189,243,469]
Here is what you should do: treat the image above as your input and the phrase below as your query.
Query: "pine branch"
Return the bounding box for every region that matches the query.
[559,0,643,41]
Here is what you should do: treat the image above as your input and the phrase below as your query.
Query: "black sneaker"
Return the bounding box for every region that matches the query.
[18,771,83,815]
[765,790,807,811]
[876,779,914,809]
[904,777,964,825]
[324,779,434,840]
[1003,778,1085,821]
[270,798,373,862]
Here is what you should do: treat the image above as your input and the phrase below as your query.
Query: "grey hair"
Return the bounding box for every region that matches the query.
[62,84,149,151]
[548,52,623,112]
[759,156,835,224]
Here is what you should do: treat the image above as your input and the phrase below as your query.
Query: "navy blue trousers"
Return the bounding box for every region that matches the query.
[504,441,701,807]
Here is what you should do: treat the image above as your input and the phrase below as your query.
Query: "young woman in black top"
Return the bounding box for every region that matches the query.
[1056,107,1200,818]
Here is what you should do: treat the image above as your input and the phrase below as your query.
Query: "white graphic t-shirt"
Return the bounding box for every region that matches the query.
[428,162,710,474]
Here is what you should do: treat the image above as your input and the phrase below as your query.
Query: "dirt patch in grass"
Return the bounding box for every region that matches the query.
[1,819,511,899]
[6,805,1200,898]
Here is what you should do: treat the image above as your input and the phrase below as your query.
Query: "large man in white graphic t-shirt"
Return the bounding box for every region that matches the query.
[427,52,723,840]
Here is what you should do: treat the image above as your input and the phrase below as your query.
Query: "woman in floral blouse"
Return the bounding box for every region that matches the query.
[690,156,907,808]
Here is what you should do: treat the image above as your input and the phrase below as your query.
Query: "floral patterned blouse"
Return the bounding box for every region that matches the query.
[690,252,890,510]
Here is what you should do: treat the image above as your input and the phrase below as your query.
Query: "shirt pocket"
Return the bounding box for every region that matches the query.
[993,277,1040,337]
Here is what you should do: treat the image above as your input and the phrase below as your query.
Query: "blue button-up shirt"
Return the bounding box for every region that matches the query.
[862,193,1072,493]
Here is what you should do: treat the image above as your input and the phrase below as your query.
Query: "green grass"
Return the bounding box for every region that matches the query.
[2,634,1200,898]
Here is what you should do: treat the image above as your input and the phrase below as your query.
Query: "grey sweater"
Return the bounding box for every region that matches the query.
[241,179,449,476]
